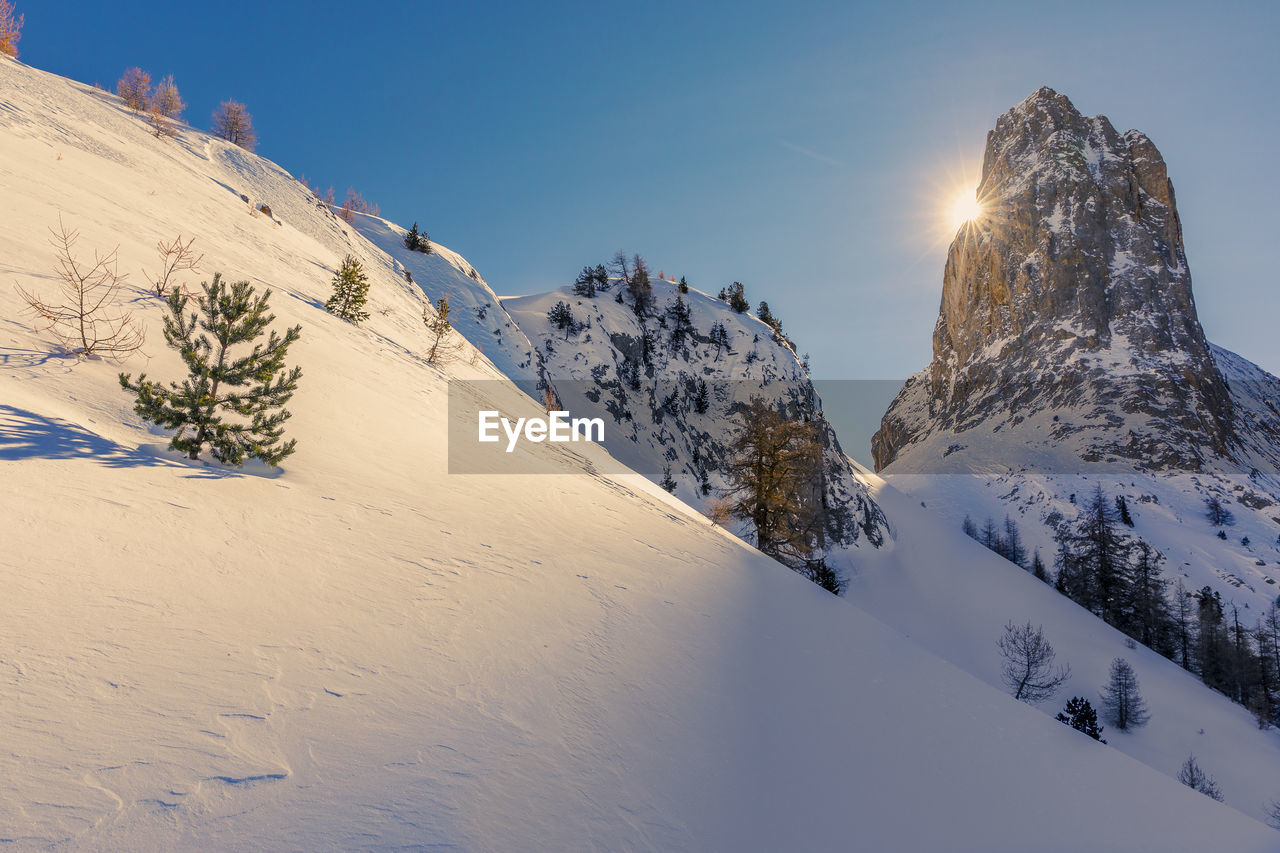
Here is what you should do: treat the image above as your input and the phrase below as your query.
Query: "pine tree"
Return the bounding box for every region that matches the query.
[1003,516,1027,568]
[1099,657,1149,730]
[1205,496,1234,527]
[667,294,694,349]
[1031,549,1048,582]
[1251,606,1280,728]
[1173,578,1194,671]
[962,515,978,539]
[1196,586,1231,693]
[980,517,999,552]
[424,296,458,365]
[119,275,301,466]
[709,322,730,359]
[547,301,575,338]
[325,255,370,323]
[1115,494,1134,527]
[757,300,776,328]
[678,275,689,294]
[1228,603,1256,706]
[692,378,709,414]
[1056,696,1107,742]
[1125,542,1171,650]
[404,222,423,251]
[801,557,844,596]
[626,254,653,317]
[1057,485,1131,623]
[660,465,677,494]
[573,266,596,298]
[726,281,749,313]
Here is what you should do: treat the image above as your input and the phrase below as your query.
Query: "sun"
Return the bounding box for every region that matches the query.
[948,189,983,231]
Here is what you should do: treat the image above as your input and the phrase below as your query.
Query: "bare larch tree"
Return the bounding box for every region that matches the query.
[16,218,144,360]
[211,99,256,151]
[998,620,1071,703]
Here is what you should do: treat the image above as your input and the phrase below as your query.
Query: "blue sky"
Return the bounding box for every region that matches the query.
[21,1,1280,383]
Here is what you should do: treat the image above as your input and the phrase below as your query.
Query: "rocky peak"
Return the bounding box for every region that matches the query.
[874,88,1234,472]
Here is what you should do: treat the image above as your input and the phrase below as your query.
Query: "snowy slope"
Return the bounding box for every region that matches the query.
[346,212,539,383]
[1,54,1278,850]
[852,473,1280,827]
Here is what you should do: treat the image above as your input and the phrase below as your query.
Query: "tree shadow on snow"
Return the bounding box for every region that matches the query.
[0,405,194,473]
[0,347,80,368]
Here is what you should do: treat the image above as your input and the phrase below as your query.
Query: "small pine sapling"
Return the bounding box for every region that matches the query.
[325,254,370,323]
[1056,696,1107,742]
[424,295,459,365]
[120,275,302,466]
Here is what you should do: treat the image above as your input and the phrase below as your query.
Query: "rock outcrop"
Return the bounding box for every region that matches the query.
[874,87,1235,473]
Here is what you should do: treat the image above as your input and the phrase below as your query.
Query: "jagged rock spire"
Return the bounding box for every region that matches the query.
[875,88,1234,472]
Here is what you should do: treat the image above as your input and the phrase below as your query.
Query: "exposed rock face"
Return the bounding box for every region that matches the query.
[874,87,1235,473]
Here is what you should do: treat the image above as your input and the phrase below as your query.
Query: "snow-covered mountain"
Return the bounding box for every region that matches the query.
[873,87,1280,610]
[863,87,1280,819]
[876,87,1247,474]
[502,278,889,570]
[3,54,1279,849]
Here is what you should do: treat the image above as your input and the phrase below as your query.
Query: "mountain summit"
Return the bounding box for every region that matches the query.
[874,87,1238,473]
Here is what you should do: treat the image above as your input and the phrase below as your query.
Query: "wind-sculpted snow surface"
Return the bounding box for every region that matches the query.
[1,56,1278,849]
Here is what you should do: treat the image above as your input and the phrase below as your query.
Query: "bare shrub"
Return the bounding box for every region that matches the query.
[144,235,203,298]
[116,67,151,113]
[705,496,734,525]
[211,99,256,151]
[16,218,144,359]
[338,188,379,222]
[147,105,177,139]
[1177,754,1224,802]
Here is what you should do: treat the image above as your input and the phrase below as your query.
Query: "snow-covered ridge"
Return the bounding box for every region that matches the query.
[503,276,890,567]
